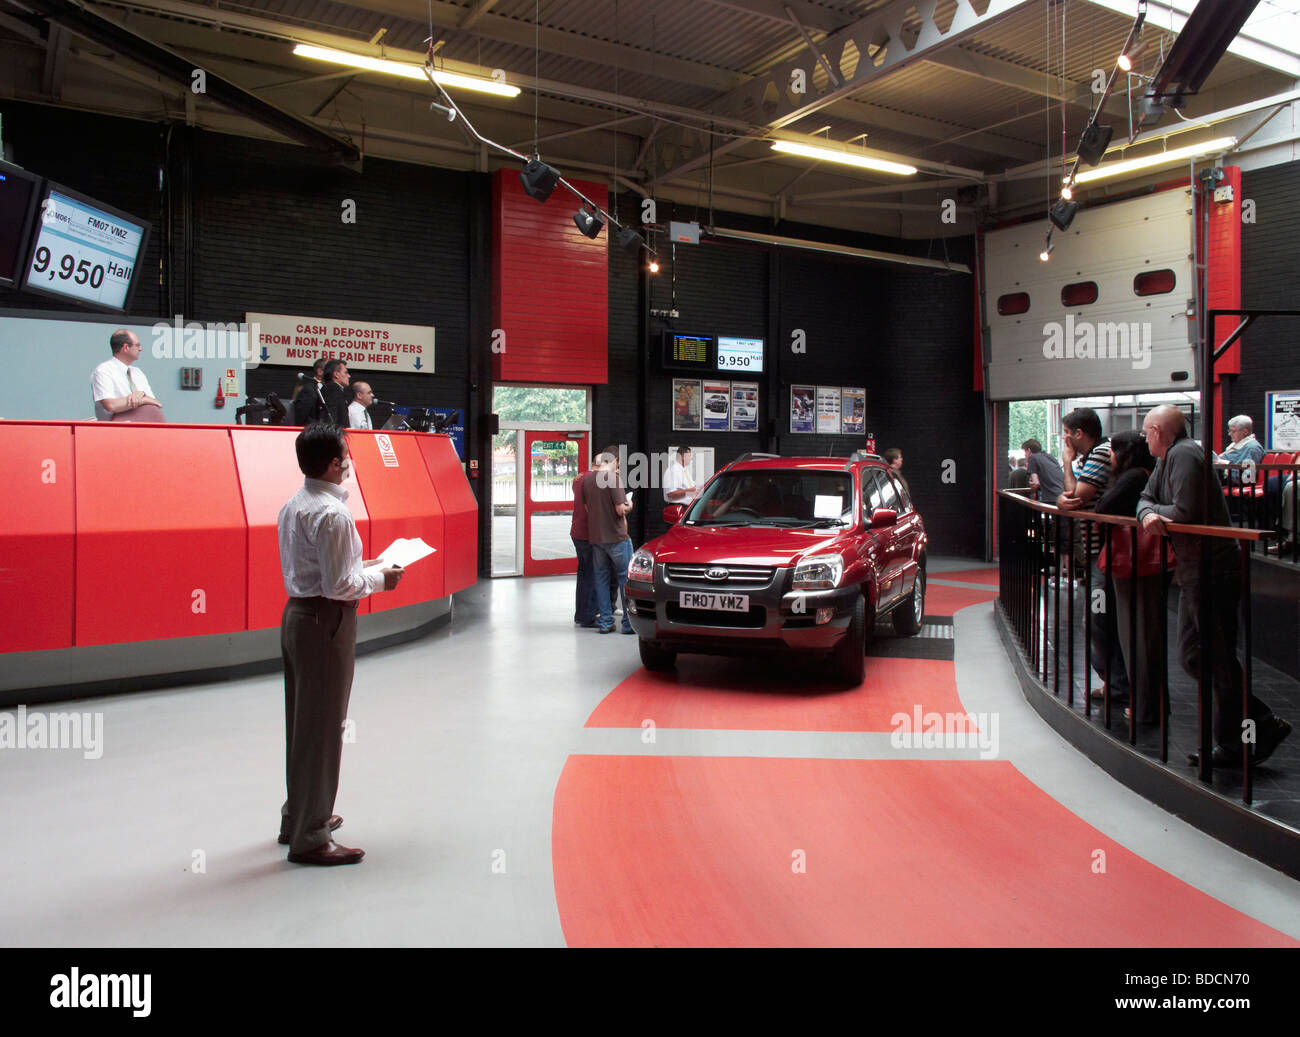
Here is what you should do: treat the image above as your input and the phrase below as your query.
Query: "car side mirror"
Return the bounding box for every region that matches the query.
[869,507,898,528]
[663,504,685,524]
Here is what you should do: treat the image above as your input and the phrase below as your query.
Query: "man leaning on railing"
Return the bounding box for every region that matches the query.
[1136,405,1292,768]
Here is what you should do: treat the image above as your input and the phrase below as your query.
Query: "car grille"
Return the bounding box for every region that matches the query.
[663,563,777,589]
[665,603,767,628]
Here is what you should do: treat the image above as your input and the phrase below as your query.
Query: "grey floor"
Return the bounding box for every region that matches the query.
[1,558,1297,947]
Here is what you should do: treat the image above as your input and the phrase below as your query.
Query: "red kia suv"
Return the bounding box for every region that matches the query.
[625,452,927,684]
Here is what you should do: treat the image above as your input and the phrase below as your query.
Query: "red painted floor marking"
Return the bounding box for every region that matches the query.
[584,656,967,732]
[932,567,1001,587]
[925,584,998,614]
[552,755,1299,947]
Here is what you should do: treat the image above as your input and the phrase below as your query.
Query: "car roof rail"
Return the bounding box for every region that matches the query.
[732,452,781,464]
[846,449,882,468]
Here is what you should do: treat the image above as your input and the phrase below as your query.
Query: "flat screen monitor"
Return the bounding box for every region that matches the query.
[717,336,764,374]
[661,331,715,372]
[0,160,42,290]
[20,180,151,312]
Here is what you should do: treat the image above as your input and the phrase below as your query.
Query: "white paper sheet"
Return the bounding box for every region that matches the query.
[366,537,436,569]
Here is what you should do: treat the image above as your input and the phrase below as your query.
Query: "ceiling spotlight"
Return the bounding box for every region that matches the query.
[1077,121,1115,167]
[1049,197,1079,231]
[615,226,646,253]
[520,158,560,202]
[1060,185,1073,201]
[573,207,604,239]
[1117,53,1133,72]
[648,260,660,274]
[1039,243,1054,262]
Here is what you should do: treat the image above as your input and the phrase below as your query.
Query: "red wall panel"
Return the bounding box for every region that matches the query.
[417,434,478,595]
[0,424,76,651]
[73,426,248,645]
[350,430,445,611]
[492,169,609,384]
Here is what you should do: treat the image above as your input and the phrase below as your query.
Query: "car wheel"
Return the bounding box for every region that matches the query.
[639,638,676,672]
[892,566,925,636]
[828,594,866,685]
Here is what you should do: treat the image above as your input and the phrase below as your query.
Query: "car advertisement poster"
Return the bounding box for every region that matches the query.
[815,386,841,435]
[702,380,731,431]
[841,387,866,435]
[731,382,759,432]
[790,385,815,433]
[673,378,702,431]
[1267,389,1300,450]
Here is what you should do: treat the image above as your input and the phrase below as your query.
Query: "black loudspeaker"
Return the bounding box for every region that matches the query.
[616,227,645,252]
[520,159,560,202]
[486,413,500,435]
[1078,121,1114,166]
[1049,198,1078,231]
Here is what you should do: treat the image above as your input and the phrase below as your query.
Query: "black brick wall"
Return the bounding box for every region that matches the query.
[1229,161,1300,442]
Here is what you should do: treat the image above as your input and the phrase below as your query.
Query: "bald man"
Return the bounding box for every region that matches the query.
[1137,405,1291,768]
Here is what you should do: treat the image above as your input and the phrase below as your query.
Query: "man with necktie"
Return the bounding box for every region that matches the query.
[91,330,164,421]
[347,381,375,430]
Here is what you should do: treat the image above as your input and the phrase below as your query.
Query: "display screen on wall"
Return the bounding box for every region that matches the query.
[0,161,42,289]
[717,336,764,373]
[20,181,150,312]
[662,331,716,372]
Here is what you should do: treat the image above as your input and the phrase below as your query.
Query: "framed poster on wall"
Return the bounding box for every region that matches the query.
[673,378,702,431]
[731,382,759,432]
[702,379,731,431]
[841,387,865,435]
[815,386,841,435]
[790,385,814,433]
[1267,390,1300,450]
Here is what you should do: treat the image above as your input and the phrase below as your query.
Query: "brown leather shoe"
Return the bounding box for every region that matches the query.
[287,840,364,866]
[278,814,342,845]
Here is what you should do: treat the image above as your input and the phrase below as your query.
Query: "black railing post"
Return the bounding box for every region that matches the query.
[1103,524,1113,730]
[1129,524,1139,746]
[1053,516,1061,698]
[1242,539,1253,806]
[1067,518,1076,706]
[1159,536,1169,765]
[1083,519,1093,719]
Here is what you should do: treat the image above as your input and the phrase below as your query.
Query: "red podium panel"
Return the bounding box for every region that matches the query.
[0,424,76,651]
[417,434,478,594]
[232,427,374,628]
[73,426,247,645]
[350,430,444,612]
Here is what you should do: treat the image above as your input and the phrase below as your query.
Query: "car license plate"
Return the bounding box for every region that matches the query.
[679,591,749,612]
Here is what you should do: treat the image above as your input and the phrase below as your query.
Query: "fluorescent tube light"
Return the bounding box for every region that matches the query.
[292,44,520,97]
[1073,136,1237,184]
[770,140,917,176]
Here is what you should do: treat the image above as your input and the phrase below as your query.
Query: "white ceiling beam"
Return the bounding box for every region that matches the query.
[1083,0,1300,79]
[698,0,843,35]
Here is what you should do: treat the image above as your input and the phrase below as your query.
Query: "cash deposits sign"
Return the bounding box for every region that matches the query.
[246,313,435,374]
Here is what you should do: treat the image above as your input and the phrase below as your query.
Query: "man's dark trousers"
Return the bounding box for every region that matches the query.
[1176,574,1272,748]
[280,596,356,853]
[572,536,597,625]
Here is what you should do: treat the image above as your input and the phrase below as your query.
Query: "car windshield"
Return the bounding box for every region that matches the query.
[685,469,854,527]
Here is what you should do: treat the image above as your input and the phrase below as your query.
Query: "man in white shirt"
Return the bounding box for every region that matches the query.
[347,381,374,430]
[91,330,162,420]
[276,423,403,865]
[663,446,696,503]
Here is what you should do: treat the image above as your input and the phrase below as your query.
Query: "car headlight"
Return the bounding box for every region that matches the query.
[628,548,655,583]
[792,553,843,590]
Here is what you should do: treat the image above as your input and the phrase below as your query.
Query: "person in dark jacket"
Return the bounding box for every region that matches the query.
[1093,431,1163,724]
[1138,405,1291,766]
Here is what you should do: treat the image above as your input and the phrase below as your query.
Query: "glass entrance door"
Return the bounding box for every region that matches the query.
[522,432,587,577]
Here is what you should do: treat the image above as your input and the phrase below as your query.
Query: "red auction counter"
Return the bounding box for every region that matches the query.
[0,421,477,696]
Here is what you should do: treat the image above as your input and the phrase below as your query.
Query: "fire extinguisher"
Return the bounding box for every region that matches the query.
[214,381,225,409]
